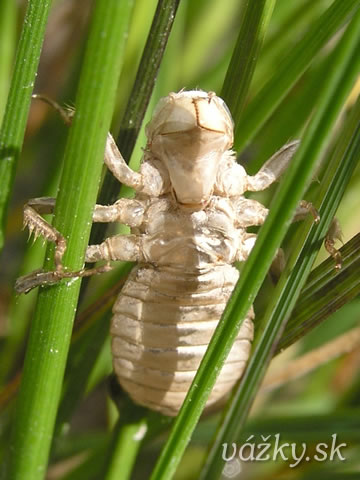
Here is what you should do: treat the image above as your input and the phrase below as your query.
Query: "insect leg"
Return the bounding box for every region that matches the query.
[16,196,113,294]
[233,198,268,227]
[293,200,320,223]
[32,94,74,125]
[22,232,146,292]
[236,233,257,262]
[27,196,56,213]
[324,217,342,269]
[293,203,342,268]
[105,134,169,196]
[246,141,300,192]
[233,196,337,271]
[92,198,145,227]
[85,234,143,263]
[15,264,112,294]
[33,95,157,195]
[17,196,147,293]
[236,232,286,283]
[23,199,66,271]
[104,134,143,190]
[26,197,146,227]
[269,248,286,283]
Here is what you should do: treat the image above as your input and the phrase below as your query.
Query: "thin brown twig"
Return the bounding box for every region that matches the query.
[262,324,360,391]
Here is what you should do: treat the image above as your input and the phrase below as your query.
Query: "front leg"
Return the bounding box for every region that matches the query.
[215,141,299,197]
[246,141,299,192]
[31,96,168,197]
[105,134,170,196]
[105,134,143,190]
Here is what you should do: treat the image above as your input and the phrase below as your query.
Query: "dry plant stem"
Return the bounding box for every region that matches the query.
[262,325,360,392]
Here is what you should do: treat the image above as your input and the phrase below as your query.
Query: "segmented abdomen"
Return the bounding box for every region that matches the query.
[110,263,254,416]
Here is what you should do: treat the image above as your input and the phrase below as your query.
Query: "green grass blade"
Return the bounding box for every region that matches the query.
[0,0,53,250]
[0,0,16,121]
[221,0,276,122]
[200,12,360,479]
[104,412,148,480]
[8,1,133,478]
[234,0,360,151]
[276,96,360,349]
[54,311,112,432]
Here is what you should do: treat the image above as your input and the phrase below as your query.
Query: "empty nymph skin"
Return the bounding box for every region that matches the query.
[17,90,302,416]
[91,91,298,415]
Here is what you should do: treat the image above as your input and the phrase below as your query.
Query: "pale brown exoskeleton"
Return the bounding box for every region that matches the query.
[16,90,340,416]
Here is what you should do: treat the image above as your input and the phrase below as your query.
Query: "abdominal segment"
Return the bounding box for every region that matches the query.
[110,264,254,416]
